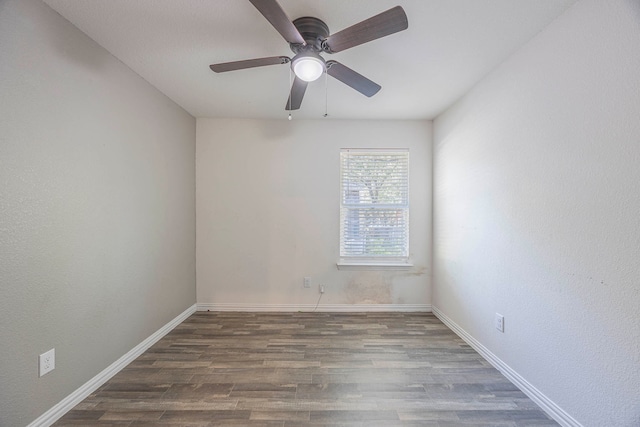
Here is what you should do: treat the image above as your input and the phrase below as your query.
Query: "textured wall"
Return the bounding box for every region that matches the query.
[0,1,196,425]
[196,119,431,309]
[433,0,640,425]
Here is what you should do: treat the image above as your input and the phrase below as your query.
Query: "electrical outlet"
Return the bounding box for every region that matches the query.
[319,284,325,294]
[495,313,504,333]
[39,348,55,377]
[303,277,311,288]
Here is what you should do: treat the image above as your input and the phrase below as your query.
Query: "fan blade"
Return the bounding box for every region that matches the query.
[285,76,308,110]
[324,6,408,53]
[210,56,290,73]
[249,0,305,45]
[326,61,381,97]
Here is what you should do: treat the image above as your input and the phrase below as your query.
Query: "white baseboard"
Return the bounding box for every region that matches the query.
[197,303,431,312]
[431,306,582,427]
[27,303,197,427]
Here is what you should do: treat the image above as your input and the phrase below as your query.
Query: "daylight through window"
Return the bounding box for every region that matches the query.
[340,149,409,262]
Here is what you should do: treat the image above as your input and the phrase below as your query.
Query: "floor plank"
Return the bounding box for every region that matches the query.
[53,312,557,426]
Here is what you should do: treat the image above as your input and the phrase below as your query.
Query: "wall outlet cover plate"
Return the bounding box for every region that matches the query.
[39,348,55,377]
[495,313,504,333]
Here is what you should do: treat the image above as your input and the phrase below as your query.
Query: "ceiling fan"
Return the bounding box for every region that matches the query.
[210,0,408,111]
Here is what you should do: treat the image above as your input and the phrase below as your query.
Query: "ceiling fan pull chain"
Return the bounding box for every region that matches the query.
[324,69,329,118]
[288,67,293,120]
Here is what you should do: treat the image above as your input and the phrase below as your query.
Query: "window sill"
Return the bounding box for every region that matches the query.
[336,261,414,271]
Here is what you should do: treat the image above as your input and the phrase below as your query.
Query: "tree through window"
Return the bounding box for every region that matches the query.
[340,149,409,261]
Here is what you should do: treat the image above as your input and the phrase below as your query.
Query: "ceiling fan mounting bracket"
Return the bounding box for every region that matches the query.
[289,16,330,54]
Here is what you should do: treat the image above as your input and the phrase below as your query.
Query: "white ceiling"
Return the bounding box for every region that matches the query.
[43,0,576,120]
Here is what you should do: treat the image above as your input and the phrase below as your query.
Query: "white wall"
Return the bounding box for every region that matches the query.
[0,1,196,425]
[433,0,640,425]
[197,119,431,309]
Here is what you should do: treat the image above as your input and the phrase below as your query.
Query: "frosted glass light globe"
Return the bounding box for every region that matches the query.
[292,55,325,82]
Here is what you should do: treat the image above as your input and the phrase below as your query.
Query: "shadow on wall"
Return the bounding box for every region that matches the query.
[39,2,110,72]
[630,0,640,20]
[257,119,297,141]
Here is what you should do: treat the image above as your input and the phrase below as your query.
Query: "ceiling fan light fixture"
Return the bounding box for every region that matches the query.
[210,2,409,111]
[292,52,325,82]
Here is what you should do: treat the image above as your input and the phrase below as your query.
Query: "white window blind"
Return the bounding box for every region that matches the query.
[340,149,409,261]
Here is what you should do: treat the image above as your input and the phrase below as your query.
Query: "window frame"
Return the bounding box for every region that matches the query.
[338,148,412,269]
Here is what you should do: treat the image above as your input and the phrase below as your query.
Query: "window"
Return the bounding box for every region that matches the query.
[339,149,409,265]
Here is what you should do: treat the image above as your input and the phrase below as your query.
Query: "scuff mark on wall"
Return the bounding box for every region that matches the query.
[400,265,428,277]
[345,272,393,304]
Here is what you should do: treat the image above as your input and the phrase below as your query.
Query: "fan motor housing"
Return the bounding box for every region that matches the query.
[290,17,329,53]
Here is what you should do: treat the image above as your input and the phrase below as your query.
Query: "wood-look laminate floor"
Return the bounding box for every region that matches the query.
[54,312,558,427]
